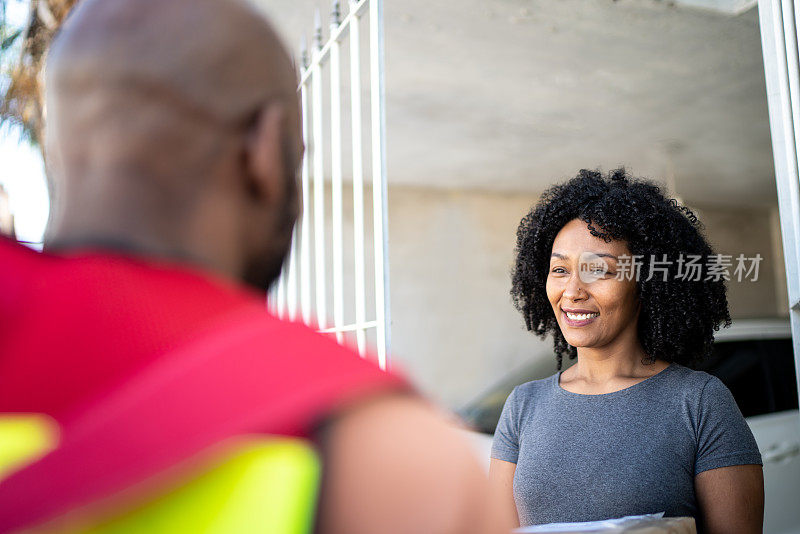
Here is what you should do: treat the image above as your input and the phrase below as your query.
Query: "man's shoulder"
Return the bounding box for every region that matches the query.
[174,308,408,433]
[213,310,402,387]
[0,243,404,422]
[0,237,41,284]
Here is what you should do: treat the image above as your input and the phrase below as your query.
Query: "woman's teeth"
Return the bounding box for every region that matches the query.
[565,312,599,321]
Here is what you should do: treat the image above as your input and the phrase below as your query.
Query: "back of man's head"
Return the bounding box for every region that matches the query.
[45,0,302,290]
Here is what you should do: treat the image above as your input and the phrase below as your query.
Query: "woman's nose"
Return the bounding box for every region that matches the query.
[562,272,588,301]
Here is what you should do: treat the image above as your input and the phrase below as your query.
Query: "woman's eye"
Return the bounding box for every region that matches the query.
[551,267,566,274]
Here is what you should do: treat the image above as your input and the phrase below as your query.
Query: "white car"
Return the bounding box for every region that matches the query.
[458,319,800,534]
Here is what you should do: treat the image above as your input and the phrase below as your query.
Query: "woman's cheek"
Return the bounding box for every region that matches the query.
[545,277,559,306]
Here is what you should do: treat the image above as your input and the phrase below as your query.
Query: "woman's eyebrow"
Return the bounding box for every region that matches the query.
[594,253,619,261]
[550,252,619,260]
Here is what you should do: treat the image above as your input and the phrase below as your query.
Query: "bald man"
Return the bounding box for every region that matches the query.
[0,0,512,532]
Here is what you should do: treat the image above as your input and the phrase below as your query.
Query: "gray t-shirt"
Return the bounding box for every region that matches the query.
[490,362,763,526]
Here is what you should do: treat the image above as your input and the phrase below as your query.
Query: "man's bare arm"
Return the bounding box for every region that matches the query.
[489,458,519,529]
[316,394,515,534]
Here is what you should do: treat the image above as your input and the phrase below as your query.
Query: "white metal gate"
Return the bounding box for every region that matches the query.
[269,0,391,370]
[758,0,800,414]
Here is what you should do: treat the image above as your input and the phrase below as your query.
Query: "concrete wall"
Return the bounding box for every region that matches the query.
[387,186,553,410]
[385,186,788,409]
[693,203,782,319]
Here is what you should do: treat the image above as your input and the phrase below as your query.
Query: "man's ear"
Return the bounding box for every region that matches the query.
[245,103,286,204]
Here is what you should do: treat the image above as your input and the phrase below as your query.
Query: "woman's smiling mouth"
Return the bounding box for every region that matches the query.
[562,308,599,326]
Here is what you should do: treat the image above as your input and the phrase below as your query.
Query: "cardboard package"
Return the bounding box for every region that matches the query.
[515,513,697,534]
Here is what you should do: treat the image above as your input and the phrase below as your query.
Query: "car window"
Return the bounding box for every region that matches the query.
[461,337,800,434]
[458,361,549,434]
[693,338,799,418]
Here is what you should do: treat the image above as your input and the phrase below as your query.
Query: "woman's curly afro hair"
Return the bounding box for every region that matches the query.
[511,168,731,370]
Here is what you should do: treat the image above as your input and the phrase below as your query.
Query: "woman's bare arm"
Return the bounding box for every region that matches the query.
[695,464,764,534]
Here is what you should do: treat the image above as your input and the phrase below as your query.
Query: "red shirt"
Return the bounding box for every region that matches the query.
[0,237,405,530]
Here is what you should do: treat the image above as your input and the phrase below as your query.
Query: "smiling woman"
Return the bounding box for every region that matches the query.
[510,168,731,372]
[488,169,764,533]
[546,222,643,365]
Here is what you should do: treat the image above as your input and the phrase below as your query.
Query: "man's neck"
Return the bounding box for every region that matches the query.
[45,233,201,264]
[43,228,238,284]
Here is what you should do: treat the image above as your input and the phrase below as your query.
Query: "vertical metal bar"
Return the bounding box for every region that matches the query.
[300,76,312,325]
[784,0,800,190]
[763,0,799,301]
[331,1,345,344]
[758,0,800,424]
[276,264,286,318]
[286,227,299,320]
[781,0,800,311]
[350,0,367,356]
[267,285,275,314]
[282,268,290,318]
[369,0,390,370]
[288,32,302,325]
[782,0,800,426]
[312,11,328,330]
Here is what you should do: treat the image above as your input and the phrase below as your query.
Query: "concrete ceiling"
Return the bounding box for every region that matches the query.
[256,0,776,207]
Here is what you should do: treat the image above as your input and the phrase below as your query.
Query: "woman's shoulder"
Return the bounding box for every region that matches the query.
[498,374,559,424]
[663,362,721,390]
[653,363,737,409]
[508,373,560,402]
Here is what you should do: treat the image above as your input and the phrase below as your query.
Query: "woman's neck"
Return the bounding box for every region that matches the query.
[564,333,666,387]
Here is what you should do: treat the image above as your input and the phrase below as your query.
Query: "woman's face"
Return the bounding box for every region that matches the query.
[545,218,641,351]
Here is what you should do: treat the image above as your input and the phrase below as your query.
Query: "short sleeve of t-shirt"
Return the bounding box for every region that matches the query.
[491,386,520,463]
[694,376,763,475]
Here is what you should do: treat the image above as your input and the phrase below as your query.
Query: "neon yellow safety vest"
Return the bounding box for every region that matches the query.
[0,414,321,534]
